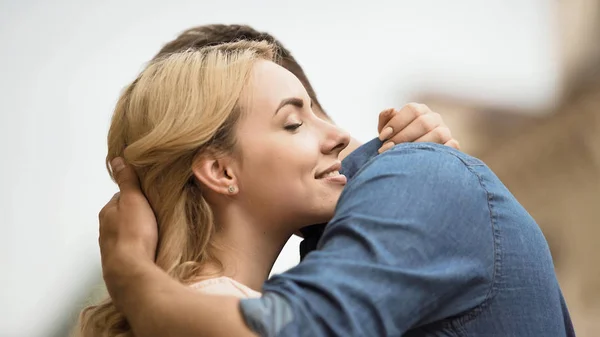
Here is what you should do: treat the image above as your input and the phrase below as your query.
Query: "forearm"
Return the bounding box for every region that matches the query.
[250,144,495,335]
[107,261,255,337]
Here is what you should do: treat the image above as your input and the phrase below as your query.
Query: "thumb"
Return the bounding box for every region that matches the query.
[110,157,141,194]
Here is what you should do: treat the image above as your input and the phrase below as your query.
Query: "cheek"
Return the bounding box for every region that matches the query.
[236,130,325,219]
[240,148,315,203]
[247,134,319,178]
[245,153,310,192]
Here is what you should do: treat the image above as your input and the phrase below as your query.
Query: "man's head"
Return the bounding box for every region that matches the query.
[154,24,329,120]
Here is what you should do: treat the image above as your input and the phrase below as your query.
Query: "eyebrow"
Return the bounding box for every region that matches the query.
[274,97,312,115]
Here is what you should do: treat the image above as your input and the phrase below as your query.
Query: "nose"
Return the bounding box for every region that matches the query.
[318,119,351,156]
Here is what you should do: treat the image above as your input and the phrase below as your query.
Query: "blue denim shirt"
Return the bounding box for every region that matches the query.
[240,139,575,336]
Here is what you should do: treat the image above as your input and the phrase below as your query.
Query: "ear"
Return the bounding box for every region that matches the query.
[192,154,239,196]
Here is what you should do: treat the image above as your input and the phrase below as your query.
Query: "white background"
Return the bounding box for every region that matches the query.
[0,0,558,335]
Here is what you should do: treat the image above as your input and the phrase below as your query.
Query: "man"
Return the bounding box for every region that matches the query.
[97,25,575,336]
[102,139,574,336]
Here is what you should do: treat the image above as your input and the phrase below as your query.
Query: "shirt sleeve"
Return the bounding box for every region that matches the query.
[240,143,496,337]
[299,138,384,260]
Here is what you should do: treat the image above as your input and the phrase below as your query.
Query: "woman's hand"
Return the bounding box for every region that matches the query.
[377,103,460,153]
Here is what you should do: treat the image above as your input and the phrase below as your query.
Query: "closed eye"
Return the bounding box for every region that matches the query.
[284,122,303,131]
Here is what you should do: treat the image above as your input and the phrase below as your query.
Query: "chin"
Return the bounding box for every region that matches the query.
[293,195,340,226]
[313,207,337,225]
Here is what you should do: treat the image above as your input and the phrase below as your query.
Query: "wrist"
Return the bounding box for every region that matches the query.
[102,248,156,307]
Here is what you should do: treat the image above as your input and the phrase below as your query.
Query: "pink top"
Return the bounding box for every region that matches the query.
[189,276,262,298]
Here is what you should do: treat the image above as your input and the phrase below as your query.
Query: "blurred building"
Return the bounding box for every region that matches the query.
[416,1,600,335]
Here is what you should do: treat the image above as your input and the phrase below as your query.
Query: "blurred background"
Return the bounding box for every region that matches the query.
[1,0,598,336]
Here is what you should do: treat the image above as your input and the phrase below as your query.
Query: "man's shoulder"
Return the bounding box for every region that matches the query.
[347,143,486,190]
[379,142,485,168]
[336,143,494,232]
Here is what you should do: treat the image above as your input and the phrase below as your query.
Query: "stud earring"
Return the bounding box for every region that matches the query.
[228,185,237,194]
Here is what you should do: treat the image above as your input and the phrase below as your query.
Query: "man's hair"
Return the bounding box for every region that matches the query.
[154,24,326,115]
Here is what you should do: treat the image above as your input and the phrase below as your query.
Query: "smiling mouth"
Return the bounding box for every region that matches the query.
[316,161,343,179]
[316,170,341,179]
[315,169,347,185]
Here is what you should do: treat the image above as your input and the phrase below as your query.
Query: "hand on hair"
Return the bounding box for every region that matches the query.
[98,158,158,294]
[377,103,460,153]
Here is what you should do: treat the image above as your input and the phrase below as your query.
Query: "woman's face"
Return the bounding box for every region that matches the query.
[233,60,350,231]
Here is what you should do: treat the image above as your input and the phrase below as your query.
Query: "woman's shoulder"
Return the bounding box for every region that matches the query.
[189,276,262,299]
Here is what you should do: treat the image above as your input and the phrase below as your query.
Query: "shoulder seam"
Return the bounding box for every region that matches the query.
[455,163,500,324]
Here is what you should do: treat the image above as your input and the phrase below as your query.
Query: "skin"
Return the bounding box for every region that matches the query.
[98,60,461,337]
[191,60,351,290]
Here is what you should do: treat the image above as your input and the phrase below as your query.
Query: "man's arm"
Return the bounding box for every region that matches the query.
[102,142,491,337]
[102,145,413,337]
[108,260,254,337]
[241,143,496,336]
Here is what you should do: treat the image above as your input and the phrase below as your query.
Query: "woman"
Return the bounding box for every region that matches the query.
[78,40,455,336]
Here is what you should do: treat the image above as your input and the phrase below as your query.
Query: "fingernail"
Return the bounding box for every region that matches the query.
[110,157,125,173]
[379,126,393,141]
[378,141,395,153]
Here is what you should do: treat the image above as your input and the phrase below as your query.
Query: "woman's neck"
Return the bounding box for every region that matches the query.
[207,207,293,291]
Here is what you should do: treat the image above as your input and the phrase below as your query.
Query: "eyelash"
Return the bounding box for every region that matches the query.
[284,122,303,131]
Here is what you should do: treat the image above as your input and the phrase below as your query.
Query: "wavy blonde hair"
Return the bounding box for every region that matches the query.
[76,40,274,337]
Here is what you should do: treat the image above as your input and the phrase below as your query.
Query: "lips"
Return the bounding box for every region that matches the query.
[316,161,342,179]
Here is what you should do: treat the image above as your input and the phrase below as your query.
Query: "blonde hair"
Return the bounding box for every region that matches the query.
[77,40,274,337]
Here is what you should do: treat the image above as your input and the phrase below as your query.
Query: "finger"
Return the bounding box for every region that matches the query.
[110,157,142,197]
[413,126,453,145]
[445,139,461,150]
[98,203,117,246]
[377,108,396,134]
[98,193,119,221]
[388,112,442,144]
[378,141,395,154]
[379,103,430,141]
